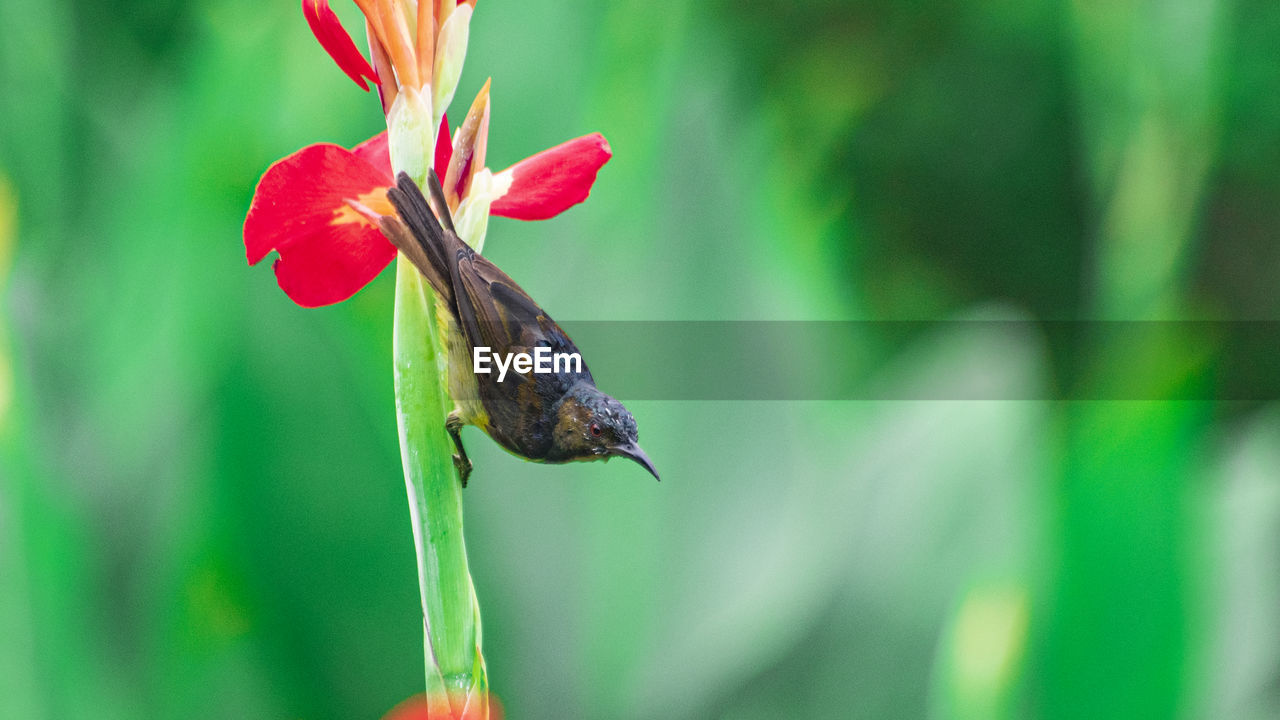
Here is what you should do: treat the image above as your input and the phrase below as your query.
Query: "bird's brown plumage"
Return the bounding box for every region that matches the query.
[377,172,659,482]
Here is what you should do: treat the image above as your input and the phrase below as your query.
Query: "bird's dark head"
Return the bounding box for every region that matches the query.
[550,383,658,480]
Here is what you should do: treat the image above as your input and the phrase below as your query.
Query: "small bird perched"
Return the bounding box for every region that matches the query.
[376,171,658,486]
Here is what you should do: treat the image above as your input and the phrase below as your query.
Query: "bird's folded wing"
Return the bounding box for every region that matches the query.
[452,254,592,392]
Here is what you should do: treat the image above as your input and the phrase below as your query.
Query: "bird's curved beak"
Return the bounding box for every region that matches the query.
[611,443,660,481]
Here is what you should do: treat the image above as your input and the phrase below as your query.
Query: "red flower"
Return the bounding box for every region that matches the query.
[245,116,611,307]
[300,0,480,111]
[245,3,612,307]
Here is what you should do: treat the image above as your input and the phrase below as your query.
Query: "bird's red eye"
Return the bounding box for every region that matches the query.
[590,423,602,437]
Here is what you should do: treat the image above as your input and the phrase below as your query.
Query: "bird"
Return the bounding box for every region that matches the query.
[375,170,658,487]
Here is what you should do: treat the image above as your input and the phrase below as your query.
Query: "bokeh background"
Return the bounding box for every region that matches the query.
[3,0,1280,718]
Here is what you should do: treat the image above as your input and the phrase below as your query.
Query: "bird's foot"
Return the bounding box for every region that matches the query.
[453,452,473,488]
[446,411,472,488]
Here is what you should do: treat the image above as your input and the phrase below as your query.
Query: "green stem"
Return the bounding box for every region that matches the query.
[393,249,485,707]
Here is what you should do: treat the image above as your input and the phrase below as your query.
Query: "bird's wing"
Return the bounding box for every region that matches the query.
[449,245,593,391]
[386,168,595,449]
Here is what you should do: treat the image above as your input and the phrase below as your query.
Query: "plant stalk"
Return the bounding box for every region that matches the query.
[392,169,487,713]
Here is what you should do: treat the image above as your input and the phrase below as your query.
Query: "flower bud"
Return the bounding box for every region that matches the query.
[431,3,472,128]
[453,168,494,252]
[387,86,436,183]
[443,80,491,208]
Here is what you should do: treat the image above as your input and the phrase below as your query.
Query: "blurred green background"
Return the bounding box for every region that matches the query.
[3,0,1280,718]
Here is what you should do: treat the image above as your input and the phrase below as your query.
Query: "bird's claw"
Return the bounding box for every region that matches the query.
[446,412,472,488]
[453,452,472,488]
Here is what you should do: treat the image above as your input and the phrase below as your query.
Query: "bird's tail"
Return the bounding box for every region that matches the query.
[379,170,458,306]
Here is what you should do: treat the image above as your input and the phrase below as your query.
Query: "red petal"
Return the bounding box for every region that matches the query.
[352,131,393,179]
[302,0,379,91]
[490,133,612,220]
[245,143,396,307]
[435,114,453,177]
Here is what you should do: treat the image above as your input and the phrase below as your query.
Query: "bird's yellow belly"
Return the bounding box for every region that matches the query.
[439,306,490,431]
